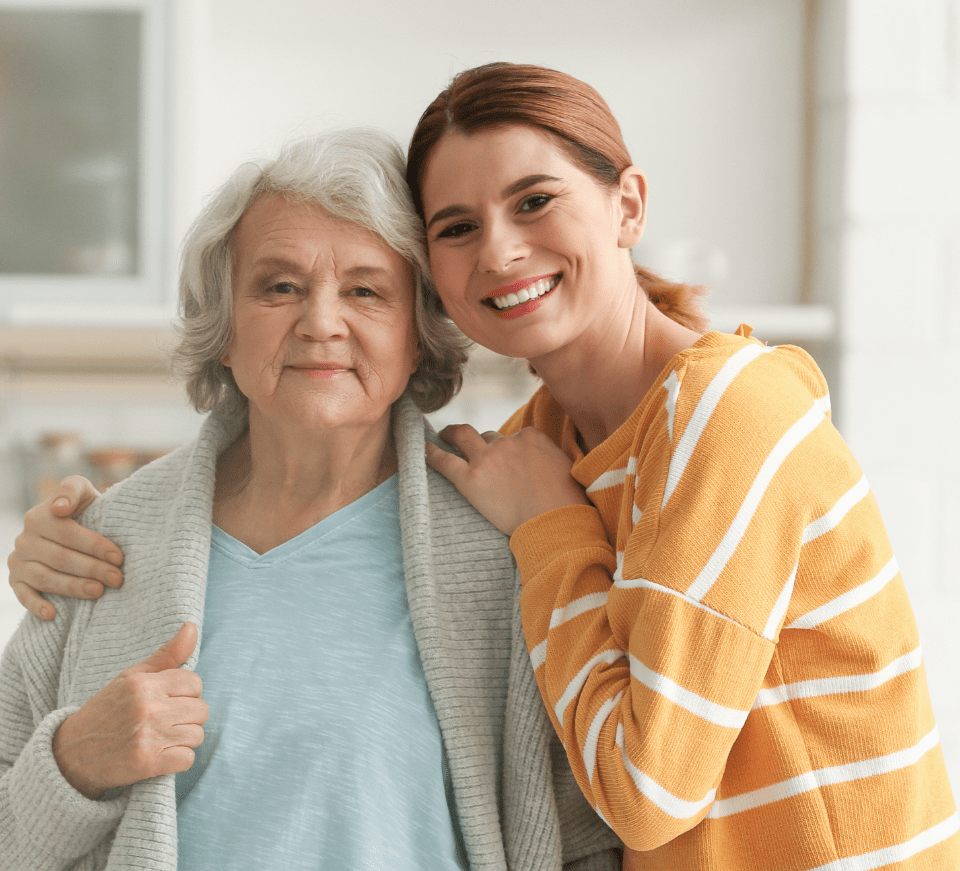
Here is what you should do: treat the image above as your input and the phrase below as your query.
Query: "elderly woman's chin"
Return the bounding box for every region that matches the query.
[242,372,413,438]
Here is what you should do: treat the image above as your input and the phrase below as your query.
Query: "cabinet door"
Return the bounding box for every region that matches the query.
[0,1,169,319]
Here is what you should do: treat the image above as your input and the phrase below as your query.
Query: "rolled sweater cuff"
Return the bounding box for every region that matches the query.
[9,706,128,861]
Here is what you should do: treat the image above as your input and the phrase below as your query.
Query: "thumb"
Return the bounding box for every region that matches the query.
[50,475,101,519]
[130,622,198,674]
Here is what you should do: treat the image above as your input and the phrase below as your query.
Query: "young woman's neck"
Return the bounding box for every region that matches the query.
[531,292,703,453]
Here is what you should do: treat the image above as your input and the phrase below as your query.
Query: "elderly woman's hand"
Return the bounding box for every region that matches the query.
[426,424,590,536]
[52,623,207,800]
[8,476,123,620]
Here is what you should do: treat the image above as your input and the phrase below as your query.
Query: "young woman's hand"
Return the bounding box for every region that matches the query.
[426,424,590,536]
[7,476,123,620]
[52,622,207,800]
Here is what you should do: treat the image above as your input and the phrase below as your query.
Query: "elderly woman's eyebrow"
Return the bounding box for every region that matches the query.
[426,173,563,230]
[342,265,395,283]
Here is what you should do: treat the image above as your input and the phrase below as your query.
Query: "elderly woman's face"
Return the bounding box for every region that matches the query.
[223,194,419,434]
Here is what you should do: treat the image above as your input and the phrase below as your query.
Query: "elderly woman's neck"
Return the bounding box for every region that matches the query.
[213,416,397,555]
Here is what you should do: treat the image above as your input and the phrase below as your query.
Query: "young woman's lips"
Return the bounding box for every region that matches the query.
[484,274,560,320]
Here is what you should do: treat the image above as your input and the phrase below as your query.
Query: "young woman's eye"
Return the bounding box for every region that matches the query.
[519,193,553,213]
[436,221,475,240]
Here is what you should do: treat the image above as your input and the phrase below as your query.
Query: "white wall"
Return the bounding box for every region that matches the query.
[170,0,805,307]
[814,0,960,787]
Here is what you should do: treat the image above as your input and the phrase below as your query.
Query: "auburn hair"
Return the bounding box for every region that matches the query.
[406,62,709,333]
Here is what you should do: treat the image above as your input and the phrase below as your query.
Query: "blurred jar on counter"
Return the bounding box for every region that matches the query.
[26,431,93,507]
[87,448,138,492]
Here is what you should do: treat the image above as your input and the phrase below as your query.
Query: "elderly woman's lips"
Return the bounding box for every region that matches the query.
[290,365,350,379]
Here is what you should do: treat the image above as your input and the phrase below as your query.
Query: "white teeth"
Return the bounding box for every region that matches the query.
[488,275,559,310]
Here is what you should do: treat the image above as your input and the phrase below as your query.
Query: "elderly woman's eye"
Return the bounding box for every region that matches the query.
[352,286,376,298]
[270,282,298,295]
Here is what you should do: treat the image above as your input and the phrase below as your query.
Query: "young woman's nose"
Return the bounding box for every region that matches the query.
[295,290,346,340]
[477,219,526,274]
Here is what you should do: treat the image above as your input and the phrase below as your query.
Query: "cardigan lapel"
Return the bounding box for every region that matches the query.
[393,397,516,870]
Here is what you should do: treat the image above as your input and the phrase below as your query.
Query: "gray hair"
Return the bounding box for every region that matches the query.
[172,126,470,420]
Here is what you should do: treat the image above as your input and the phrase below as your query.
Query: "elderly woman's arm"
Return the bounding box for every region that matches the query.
[0,617,206,870]
[8,477,122,620]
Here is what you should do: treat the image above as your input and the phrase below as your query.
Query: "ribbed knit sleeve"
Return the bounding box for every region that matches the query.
[0,603,127,870]
[508,333,959,868]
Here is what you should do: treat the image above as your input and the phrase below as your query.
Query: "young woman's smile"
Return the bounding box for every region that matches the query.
[421,125,645,363]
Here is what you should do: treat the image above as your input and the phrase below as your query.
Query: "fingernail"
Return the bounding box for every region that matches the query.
[53,497,69,509]
[41,606,53,620]
[84,582,103,597]
[106,551,123,566]
[106,570,123,586]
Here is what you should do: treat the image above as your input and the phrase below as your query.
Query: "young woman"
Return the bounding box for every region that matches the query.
[11,64,959,870]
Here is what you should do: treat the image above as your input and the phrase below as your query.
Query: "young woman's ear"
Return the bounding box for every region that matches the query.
[617,166,647,249]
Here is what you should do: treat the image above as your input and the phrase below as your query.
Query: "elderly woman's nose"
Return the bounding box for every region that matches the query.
[478,220,527,274]
[294,291,346,340]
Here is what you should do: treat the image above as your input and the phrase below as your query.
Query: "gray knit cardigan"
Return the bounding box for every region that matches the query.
[0,396,621,870]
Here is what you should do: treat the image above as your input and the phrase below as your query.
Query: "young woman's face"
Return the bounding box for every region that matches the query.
[421,125,644,363]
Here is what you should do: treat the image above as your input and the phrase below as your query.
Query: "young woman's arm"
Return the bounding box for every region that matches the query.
[428,342,924,854]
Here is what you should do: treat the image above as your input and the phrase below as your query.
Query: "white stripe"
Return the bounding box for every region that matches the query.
[632,503,643,525]
[587,457,637,494]
[555,648,625,724]
[663,370,681,442]
[803,475,870,545]
[807,811,959,871]
[787,557,900,630]
[708,727,940,819]
[752,646,924,710]
[615,723,717,820]
[529,638,548,671]
[584,690,624,784]
[762,563,797,640]
[550,592,609,629]
[614,576,739,626]
[686,400,826,602]
[629,653,749,729]
[662,344,770,509]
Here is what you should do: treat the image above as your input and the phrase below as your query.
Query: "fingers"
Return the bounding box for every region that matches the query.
[132,623,198,675]
[438,423,489,456]
[424,440,470,485]
[9,579,57,621]
[47,475,102,519]
[13,531,122,589]
[23,501,124,571]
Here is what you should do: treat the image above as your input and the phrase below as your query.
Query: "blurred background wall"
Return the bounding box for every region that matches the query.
[0,0,958,788]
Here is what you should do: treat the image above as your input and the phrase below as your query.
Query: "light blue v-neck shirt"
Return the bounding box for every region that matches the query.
[175,476,467,870]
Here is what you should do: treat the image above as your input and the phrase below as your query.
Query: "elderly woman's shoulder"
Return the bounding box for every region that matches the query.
[80,414,231,535]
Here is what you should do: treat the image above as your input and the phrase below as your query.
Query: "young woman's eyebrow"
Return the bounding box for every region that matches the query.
[426,174,564,231]
[502,174,563,198]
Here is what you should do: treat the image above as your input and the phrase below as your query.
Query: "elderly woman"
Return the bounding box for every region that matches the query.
[0,128,621,870]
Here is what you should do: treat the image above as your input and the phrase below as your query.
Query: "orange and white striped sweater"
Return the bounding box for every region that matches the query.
[502,330,958,870]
